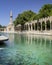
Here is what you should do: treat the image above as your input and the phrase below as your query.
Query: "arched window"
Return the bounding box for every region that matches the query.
[32,23,35,30]
[46,20,50,30]
[35,23,37,30]
[42,21,45,30]
[24,25,26,30]
[29,24,31,30]
[38,22,41,30]
[26,24,28,30]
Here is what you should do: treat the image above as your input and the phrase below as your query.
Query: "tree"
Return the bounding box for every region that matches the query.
[0,24,6,28]
[14,10,37,30]
[0,24,2,28]
[13,4,52,31]
[39,4,52,18]
[14,10,37,25]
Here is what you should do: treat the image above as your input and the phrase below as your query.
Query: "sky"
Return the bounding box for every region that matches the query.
[0,0,52,26]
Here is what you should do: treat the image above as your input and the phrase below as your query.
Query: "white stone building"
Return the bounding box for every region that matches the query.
[3,11,52,33]
[6,11,14,32]
[24,16,52,31]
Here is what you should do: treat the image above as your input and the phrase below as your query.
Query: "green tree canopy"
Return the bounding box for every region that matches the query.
[14,4,52,26]
[39,4,52,18]
[14,10,37,26]
[0,24,6,28]
[0,24,2,28]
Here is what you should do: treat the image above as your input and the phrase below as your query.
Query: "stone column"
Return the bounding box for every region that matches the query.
[37,21,38,31]
[34,23,35,30]
[31,23,32,31]
[45,21,46,31]
[26,24,27,31]
[45,18,47,31]
[25,25,26,30]
[24,25,25,30]
[41,22,42,31]
[27,24,29,30]
[28,24,30,31]
[50,20,51,30]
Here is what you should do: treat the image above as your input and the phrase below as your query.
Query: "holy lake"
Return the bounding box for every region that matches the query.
[0,33,52,65]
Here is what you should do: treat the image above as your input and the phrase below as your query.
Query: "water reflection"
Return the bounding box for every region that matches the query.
[0,33,52,65]
[13,34,52,49]
[0,41,7,48]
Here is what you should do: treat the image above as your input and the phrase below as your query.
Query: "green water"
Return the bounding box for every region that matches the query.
[0,33,52,65]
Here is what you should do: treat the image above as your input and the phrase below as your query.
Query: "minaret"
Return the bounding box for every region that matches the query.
[9,10,13,24]
[7,10,14,32]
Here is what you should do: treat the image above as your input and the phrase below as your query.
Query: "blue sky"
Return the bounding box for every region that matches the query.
[0,0,52,26]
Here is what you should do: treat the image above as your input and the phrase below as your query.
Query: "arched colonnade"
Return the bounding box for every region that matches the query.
[24,16,52,31]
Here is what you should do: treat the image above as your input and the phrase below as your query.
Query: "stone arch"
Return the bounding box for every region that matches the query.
[35,23,37,30]
[29,24,31,30]
[42,21,45,30]
[24,25,26,30]
[32,23,35,30]
[26,24,28,30]
[46,20,50,30]
[38,22,41,30]
[51,21,52,30]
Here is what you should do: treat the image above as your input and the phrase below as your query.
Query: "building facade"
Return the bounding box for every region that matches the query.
[1,11,52,32]
[24,16,52,31]
[6,11,14,32]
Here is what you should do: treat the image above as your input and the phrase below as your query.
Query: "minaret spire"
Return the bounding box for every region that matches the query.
[10,10,12,17]
[9,10,13,24]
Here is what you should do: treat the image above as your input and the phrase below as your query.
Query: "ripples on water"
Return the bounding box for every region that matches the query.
[0,33,52,65]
